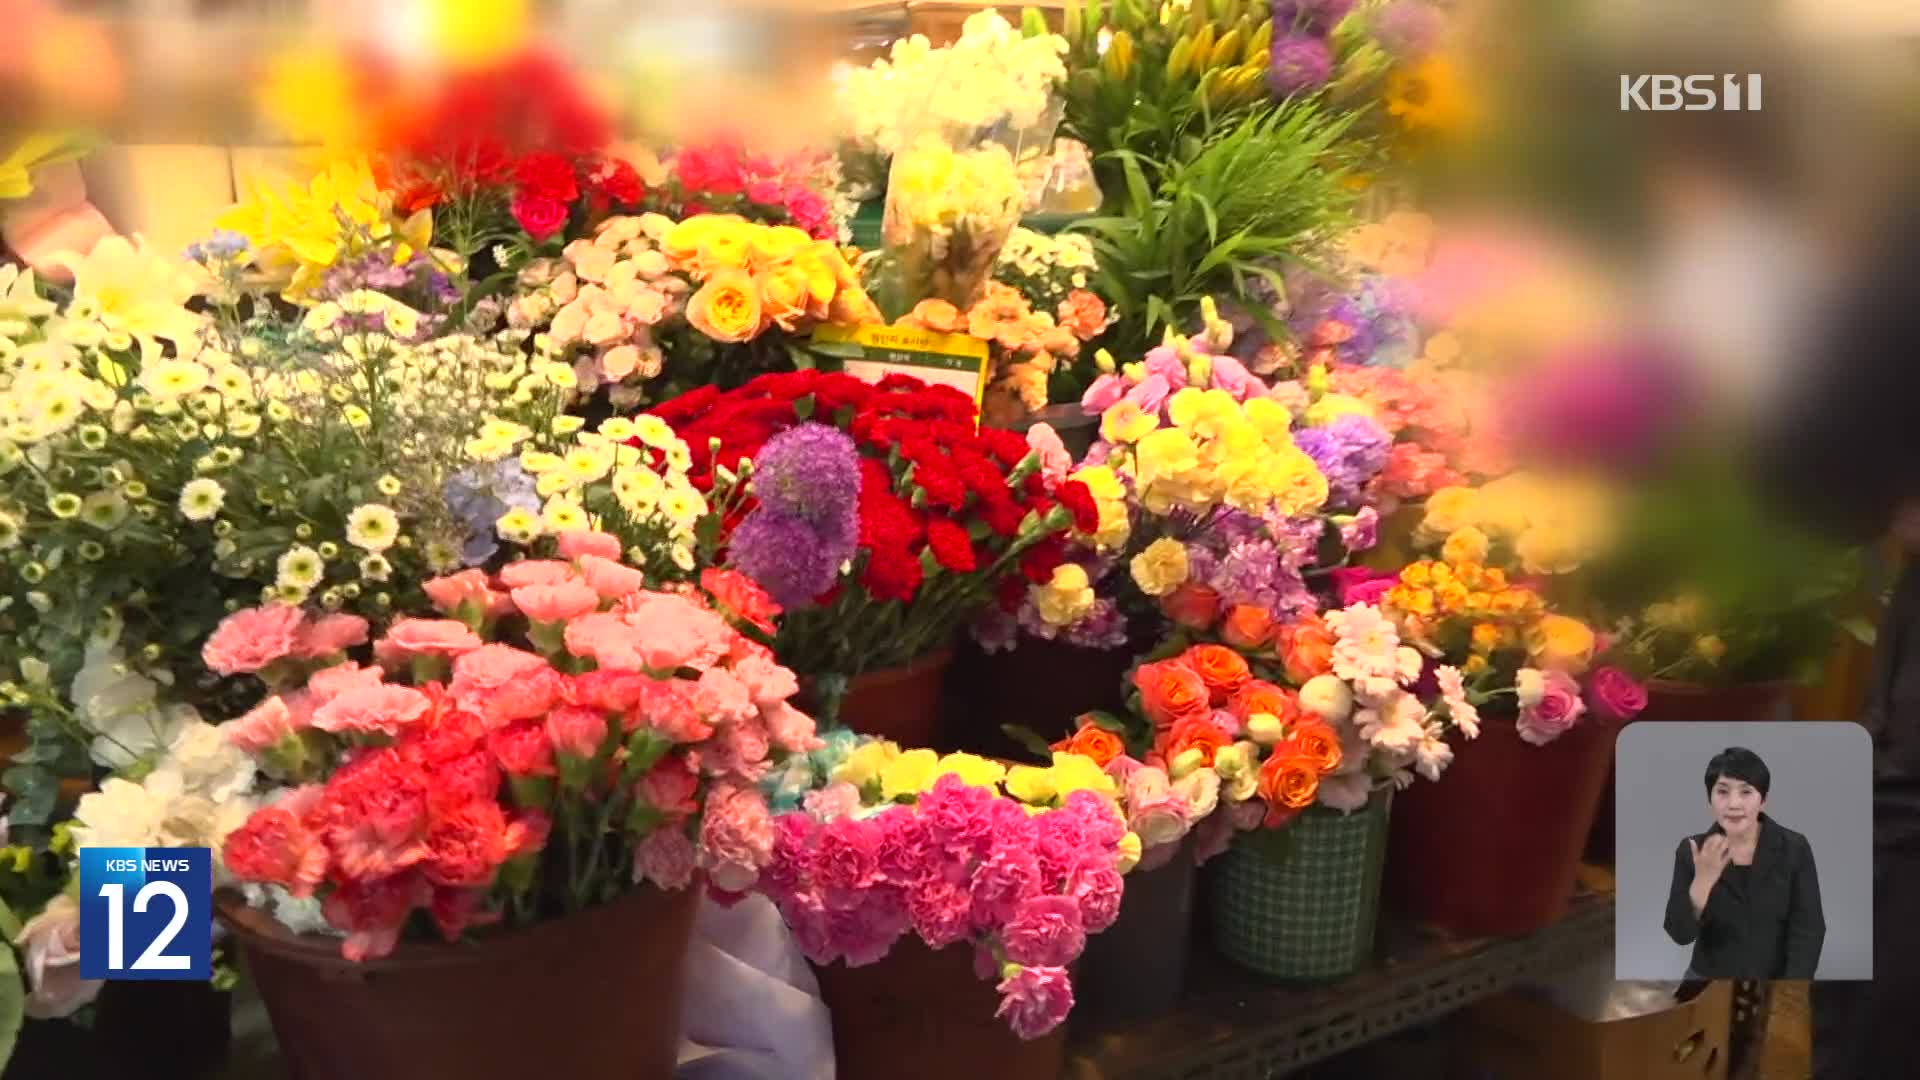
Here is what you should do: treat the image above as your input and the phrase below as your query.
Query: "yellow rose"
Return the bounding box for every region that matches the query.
[1129,537,1190,597]
[755,264,813,330]
[1099,399,1157,445]
[1527,614,1596,671]
[1049,752,1118,797]
[1442,526,1491,567]
[661,214,731,269]
[832,740,899,789]
[1005,764,1059,806]
[879,748,941,801]
[687,271,766,343]
[931,752,1006,790]
[697,226,752,275]
[749,225,813,269]
[1034,563,1096,627]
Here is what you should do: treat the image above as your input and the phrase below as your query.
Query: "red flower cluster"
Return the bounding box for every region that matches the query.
[662,140,838,240]
[648,370,1093,607]
[366,50,642,240]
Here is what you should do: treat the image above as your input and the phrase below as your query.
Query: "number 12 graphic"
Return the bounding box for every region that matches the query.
[79,847,212,980]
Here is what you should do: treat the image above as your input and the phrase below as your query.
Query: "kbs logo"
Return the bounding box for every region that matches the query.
[79,846,212,980]
[1620,74,1763,112]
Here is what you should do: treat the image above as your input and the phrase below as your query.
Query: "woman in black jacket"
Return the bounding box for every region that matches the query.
[1664,747,1826,979]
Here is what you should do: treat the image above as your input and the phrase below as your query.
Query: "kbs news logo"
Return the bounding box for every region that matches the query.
[1620,74,1763,112]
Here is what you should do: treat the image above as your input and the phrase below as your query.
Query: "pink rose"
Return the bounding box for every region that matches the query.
[1124,768,1191,849]
[202,605,306,676]
[312,684,434,736]
[634,827,697,890]
[15,894,101,1019]
[577,554,649,601]
[421,569,496,615]
[1517,670,1589,746]
[375,619,484,666]
[497,560,579,589]
[293,613,369,659]
[1589,666,1648,721]
[557,530,623,561]
[545,705,609,761]
[511,580,601,622]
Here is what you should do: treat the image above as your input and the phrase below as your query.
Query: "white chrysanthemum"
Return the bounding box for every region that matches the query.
[178,477,225,521]
[137,359,210,400]
[542,497,588,533]
[276,544,325,590]
[345,503,400,551]
[496,506,543,544]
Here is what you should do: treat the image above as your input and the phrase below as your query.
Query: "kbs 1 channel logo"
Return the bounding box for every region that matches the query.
[79,847,213,980]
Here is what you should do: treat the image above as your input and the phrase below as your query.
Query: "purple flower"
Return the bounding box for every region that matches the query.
[1002,895,1086,967]
[1268,35,1333,96]
[995,965,1076,1040]
[1372,0,1444,58]
[1340,506,1381,552]
[1272,0,1355,37]
[1206,536,1285,611]
[752,423,861,533]
[727,508,840,609]
[1294,414,1392,508]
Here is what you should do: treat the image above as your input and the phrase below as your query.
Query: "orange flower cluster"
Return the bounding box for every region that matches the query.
[1386,558,1548,674]
[899,283,1107,426]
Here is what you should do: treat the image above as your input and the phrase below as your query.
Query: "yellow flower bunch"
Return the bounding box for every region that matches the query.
[1005,752,1120,808]
[1104,387,1328,519]
[661,215,881,343]
[1067,462,1130,551]
[1416,472,1617,576]
[886,136,1025,232]
[218,157,434,302]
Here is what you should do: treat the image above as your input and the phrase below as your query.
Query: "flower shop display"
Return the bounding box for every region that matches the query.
[893,280,1108,429]
[648,369,1093,742]
[211,549,816,1079]
[756,739,1130,1076]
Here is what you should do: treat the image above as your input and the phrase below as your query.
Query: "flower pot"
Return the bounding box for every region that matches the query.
[215,883,700,1080]
[947,635,1138,760]
[813,937,1070,1080]
[1385,714,1615,938]
[1584,680,1796,863]
[1207,791,1394,981]
[834,647,955,749]
[1072,840,1196,1027]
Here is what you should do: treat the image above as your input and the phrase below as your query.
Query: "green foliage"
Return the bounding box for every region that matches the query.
[1074,102,1361,354]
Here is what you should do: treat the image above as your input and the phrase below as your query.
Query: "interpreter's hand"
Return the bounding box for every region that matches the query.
[1688,835,1732,920]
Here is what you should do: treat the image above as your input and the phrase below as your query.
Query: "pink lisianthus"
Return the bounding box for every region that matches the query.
[994,965,1075,1040]
[203,605,306,676]
[14,895,101,1019]
[635,826,698,889]
[375,619,484,667]
[293,613,370,659]
[1517,669,1588,746]
[311,684,433,736]
[577,554,648,601]
[511,580,601,623]
[498,560,579,589]
[421,569,495,615]
[556,529,623,561]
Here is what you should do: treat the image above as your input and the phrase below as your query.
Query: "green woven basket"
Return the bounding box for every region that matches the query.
[1208,790,1394,981]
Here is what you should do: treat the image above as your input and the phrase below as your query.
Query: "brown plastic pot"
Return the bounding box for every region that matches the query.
[1384,711,1616,938]
[1584,680,1796,863]
[813,937,1070,1080]
[216,883,699,1080]
[946,635,1142,760]
[1072,839,1195,1028]
[834,647,955,748]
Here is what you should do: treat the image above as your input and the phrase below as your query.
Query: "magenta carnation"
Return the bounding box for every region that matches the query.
[994,965,1075,1040]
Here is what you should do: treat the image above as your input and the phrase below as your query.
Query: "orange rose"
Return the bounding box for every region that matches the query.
[1276,614,1336,683]
[1055,723,1125,768]
[1132,659,1210,730]
[1186,644,1250,706]
[1057,289,1108,340]
[1162,714,1232,768]
[1221,604,1276,651]
[1257,751,1321,820]
[1285,720,1344,774]
[1161,582,1222,630]
[1229,679,1299,726]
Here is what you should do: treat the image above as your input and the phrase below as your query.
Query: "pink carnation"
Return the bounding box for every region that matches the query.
[428,887,500,942]
[635,826,697,890]
[223,802,328,896]
[487,721,556,778]
[698,782,773,893]
[562,612,649,670]
[907,876,975,949]
[323,872,432,962]
[693,668,756,725]
[202,605,306,676]
[317,752,434,881]
[994,965,1075,1040]
[422,798,510,888]
[811,816,882,907]
[732,652,800,707]
[567,669,656,713]
[450,645,550,711]
[511,580,601,623]
[969,846,1041,926]
[618,592,733,671]
[293,613,369,659]
[1001,894,1086,967]
[421,569,495,615]
[225,696,298,752]
[497,560,579,589]
[632,677,713,743]
[1071,863,1125,933]
[545,705,608,760]
[306,661,387,706]
[505,810,552,858]
[758,701,820,754]
[375,619,484,667]
[480,665,565,726]
[635,758,700,821]
[556,529,623,561]
[1025,424,1071,484]
[577,555,649,602]
[801,782,862,823]
[311,684,433,736]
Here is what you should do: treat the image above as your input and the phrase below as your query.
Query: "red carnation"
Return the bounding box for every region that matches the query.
[1020,538,1068,584]
[589,157,643,207]
[512,192,568,241]
[423,798,511,888]
[978,427,1033,467]
[516,152,581,203]
[862,548,925,602]
[1056,480,1101,533]
[980,494,1027,539]
[925,517,978,573]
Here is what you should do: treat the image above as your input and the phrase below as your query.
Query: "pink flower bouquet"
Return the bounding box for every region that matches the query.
[214,533,819,961]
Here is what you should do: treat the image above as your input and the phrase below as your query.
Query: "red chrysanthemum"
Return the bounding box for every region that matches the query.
[924,517,978,573]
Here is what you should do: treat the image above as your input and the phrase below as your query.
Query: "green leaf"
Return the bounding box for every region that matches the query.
[1841,616,1879,647]
[1000,724,1058,761]
[0,767,57,829]
[1083,710,1129,735]
[0,940,20,1073]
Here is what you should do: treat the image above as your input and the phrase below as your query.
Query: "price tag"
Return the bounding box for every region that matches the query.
[79,846,212,980]
[810,324,991,410]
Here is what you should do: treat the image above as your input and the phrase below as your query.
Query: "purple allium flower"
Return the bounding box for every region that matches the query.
[727,508,840,609]
[1268,35,1334,96]
[1372,0,1445,59]
[1002,894,1087,968]
[995,965,1076,1040]
[1294,414,1393,508]
[1272,0,1355,36]
[752,423,861,532]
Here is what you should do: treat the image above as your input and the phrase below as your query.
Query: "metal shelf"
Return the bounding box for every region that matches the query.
[1066,886,1617,1080]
